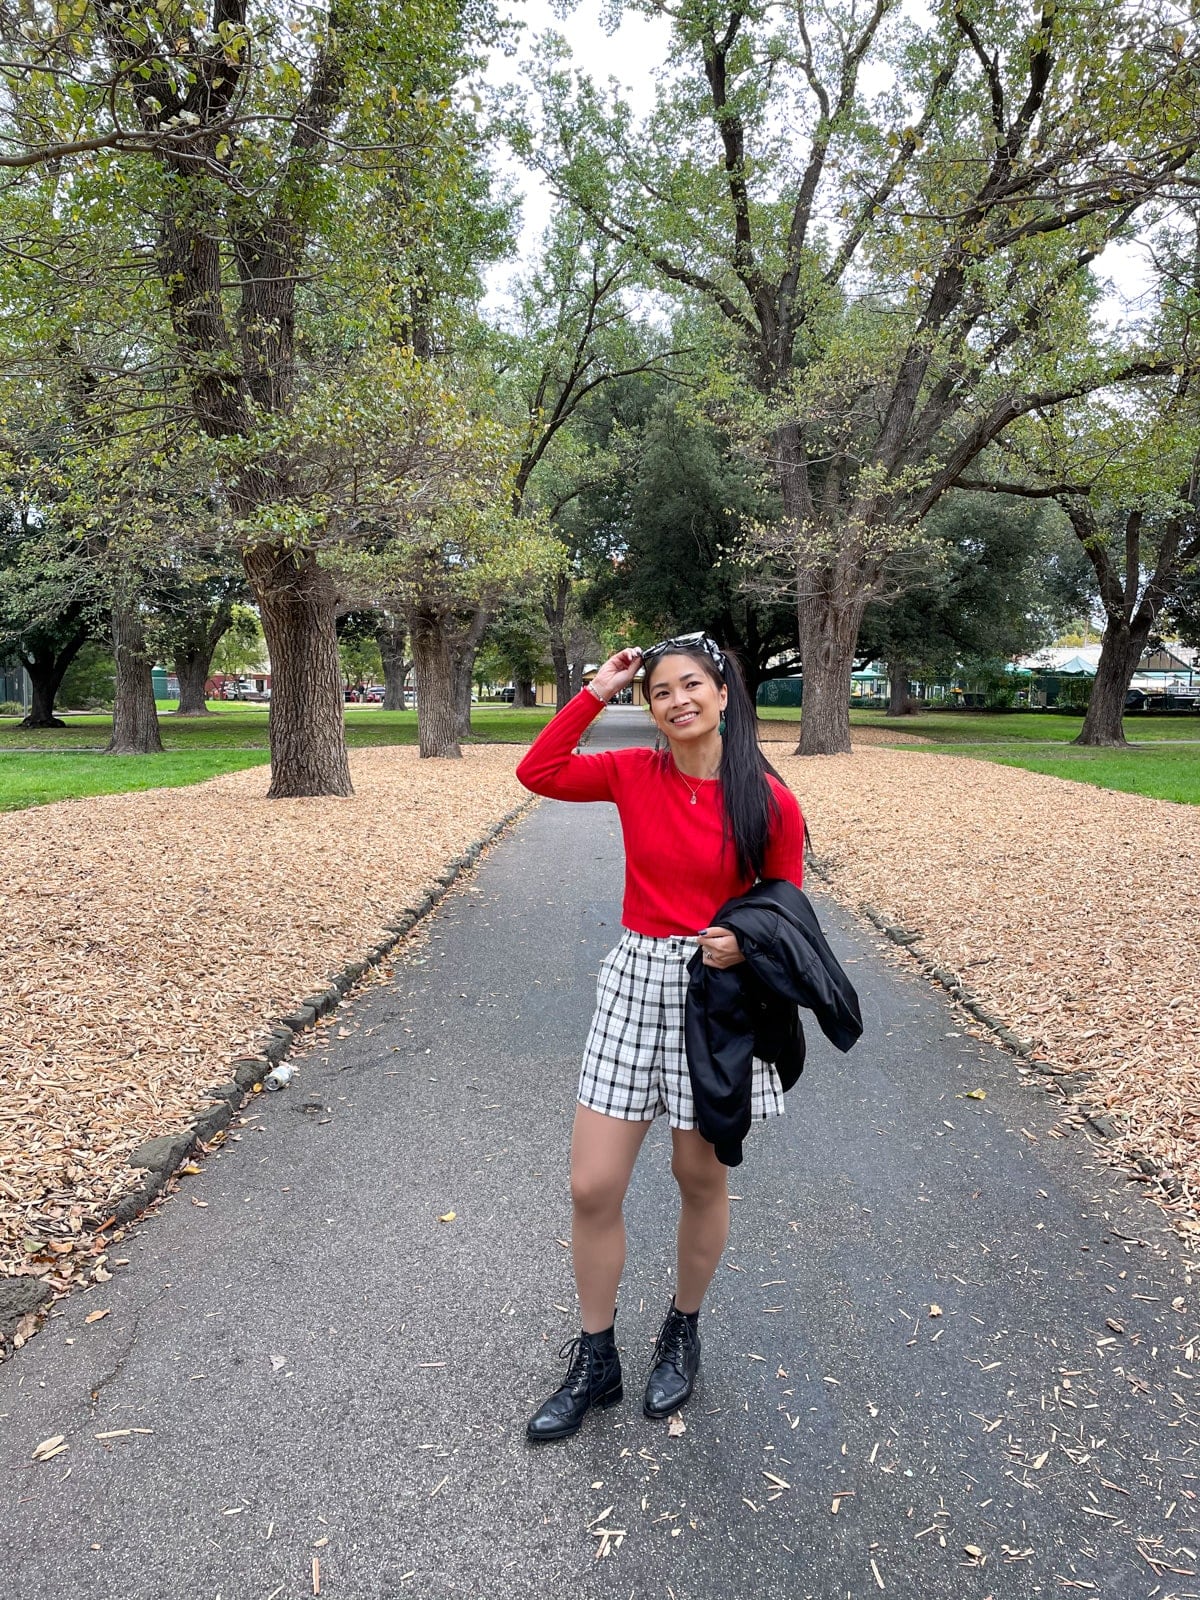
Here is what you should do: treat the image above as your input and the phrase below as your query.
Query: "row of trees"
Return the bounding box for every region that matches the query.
[3,0,1199,786]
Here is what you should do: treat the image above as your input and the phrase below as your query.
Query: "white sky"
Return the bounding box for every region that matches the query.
[482,0,1151,325]
[481,1,672,306]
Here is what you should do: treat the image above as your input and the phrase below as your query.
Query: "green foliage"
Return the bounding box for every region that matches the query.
[338,633,384,688]
[514,0,1200,650]
[858,492,1092,680]
[0,0,522,594]
[1056,674,1094,711]
[210,607,264,678]
[58,642,115,710]
[572,380,796,683]
[480,595,552,686]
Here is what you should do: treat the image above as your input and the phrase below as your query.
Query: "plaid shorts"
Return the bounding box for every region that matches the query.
[578,930,786,1128]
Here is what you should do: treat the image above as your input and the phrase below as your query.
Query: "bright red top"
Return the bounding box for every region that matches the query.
[516,689,805,937]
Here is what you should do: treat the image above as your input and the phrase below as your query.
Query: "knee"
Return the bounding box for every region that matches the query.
[671,1150,727,1207]
[571,1168,624,1221]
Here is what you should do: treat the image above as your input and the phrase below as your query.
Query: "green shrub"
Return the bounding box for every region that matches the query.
[0,700,23,716]
[984,684,1018,710]
[1057,675,1093,711]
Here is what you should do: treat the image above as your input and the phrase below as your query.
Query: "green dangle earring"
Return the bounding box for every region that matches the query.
[718,712,727,735]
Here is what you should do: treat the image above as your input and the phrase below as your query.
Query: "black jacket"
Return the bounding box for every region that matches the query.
[684,879,863,1167]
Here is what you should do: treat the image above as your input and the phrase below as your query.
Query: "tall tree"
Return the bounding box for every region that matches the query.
[519,0,1200,753]
[0,0,508,793]
[961,388,1200,744]
[373,613,410,710]
[156,559,248,715]
[303,349,555,757]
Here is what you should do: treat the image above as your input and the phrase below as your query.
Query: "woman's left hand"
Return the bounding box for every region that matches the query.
[697,926,744,968]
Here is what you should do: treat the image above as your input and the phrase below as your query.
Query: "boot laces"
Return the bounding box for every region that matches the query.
[652,1309,697,1375]
[557,1334,601,1395]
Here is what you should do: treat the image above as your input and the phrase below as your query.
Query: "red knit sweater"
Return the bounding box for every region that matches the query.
[516,690,805,937]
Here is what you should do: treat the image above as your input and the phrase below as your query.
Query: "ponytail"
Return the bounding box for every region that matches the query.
[717,649,780,881]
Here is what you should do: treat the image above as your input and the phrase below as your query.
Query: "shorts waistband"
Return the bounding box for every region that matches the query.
[619,929,700,956]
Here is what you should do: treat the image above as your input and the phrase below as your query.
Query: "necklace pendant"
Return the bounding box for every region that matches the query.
[690,792,697,804]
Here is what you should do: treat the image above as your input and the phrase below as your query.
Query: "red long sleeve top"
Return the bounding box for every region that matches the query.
[516,690,805,938]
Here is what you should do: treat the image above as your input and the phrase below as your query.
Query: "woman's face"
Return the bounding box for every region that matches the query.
[646,653,728,743]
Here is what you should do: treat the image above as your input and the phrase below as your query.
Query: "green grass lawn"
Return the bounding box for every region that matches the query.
[0,750,271,811]
[0,702,553,751]
[969,743,1200,805]
[756,704,1200,744]
[0,701,552,811]
[756,705,1200,803]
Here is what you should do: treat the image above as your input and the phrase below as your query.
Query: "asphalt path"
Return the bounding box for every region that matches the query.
[3,707,1200,1600]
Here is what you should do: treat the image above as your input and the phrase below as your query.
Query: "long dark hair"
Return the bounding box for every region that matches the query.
[646,643,780,881]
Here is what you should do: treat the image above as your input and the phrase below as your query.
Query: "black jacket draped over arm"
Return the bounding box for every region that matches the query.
[683,879,863,1167]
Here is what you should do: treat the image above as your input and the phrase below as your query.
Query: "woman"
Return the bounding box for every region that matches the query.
[515,632,805,1442]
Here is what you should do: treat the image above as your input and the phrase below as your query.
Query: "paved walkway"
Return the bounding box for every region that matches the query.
[1,708,1197,1599]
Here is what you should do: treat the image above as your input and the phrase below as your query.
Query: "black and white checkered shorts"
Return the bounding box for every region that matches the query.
[578,930,786,1128]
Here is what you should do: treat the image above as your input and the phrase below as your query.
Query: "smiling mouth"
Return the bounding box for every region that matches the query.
[669,711,699,726]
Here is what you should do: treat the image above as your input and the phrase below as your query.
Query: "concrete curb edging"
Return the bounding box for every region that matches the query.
[807,856,1187,1209]
[0,796,536,1354]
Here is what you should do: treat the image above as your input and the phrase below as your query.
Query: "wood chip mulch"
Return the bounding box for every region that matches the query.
[758,721,931,747]
[778,747,1200,1210]
[0,749,526,1286]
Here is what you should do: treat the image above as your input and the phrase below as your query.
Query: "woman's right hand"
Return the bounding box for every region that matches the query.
[589,647,643,703]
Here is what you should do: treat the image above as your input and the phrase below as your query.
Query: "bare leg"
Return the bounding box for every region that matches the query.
[570,1106,653,1332]
[670,1128,730,1314]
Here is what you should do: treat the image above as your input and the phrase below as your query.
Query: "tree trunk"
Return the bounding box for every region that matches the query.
[796,591,864,756]
[452,651,474,740]
[886,661,912,717]
[19,652,73,728]
[17,625,88,728]
[568,655,586,700]
[449,606,490,740]
[244,545,352,797]
[1074,621,1146,747]
[778,424,869,757]
[550,641,570,708]
[21,670,66,729]
[513,680,536,708]
[172,600,232,715]
[543,573,571,707]
[376,614,407,710]
[174,650,216,715]
[410,605,461,758]
[107,603,164,754]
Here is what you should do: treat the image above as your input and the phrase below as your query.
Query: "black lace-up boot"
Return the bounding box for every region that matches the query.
[526,1324,623,1443]
[643,1299,701,1419]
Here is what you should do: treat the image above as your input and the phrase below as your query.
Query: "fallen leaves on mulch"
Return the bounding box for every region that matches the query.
[779,748,1200,1203]
[0,748,526,1283]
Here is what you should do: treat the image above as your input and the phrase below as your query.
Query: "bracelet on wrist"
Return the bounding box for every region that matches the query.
[586,683,609,704]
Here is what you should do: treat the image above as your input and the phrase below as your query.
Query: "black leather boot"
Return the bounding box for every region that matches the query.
[526,1325,623,1443]
[643,1299,701,1419]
